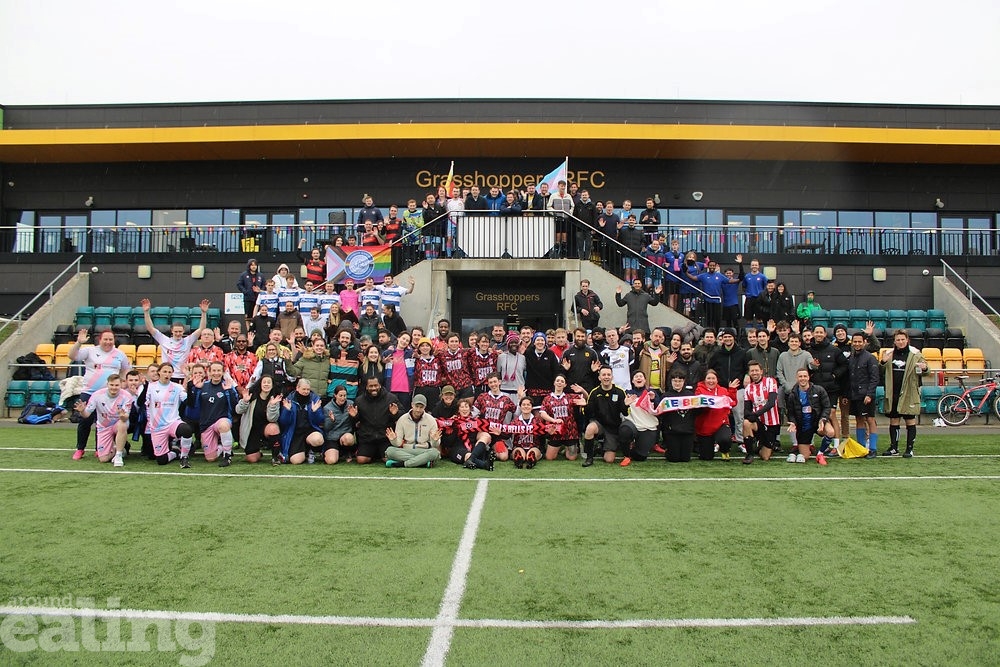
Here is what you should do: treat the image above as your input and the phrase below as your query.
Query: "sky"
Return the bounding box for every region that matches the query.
[1,0,999,106]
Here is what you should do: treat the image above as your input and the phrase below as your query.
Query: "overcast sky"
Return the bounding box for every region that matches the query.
[2,0,998,106]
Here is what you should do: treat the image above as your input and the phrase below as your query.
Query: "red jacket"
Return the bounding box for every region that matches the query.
[694,381,738,437]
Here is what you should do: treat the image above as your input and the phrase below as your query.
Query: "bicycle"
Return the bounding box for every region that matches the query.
[936,373,1000,426]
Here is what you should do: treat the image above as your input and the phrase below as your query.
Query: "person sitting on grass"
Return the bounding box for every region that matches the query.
[438,397,495,470]
[385,394,442,469]
[75,374,134,468]
[494,396,554,469]
[276,379,325,465]
[235,375,282,464]
[617,370,661,467]
[784,368,834,465]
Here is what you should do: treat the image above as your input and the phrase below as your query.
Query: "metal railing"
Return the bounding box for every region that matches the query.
[940,259,1000,321]
[0,257,83,340]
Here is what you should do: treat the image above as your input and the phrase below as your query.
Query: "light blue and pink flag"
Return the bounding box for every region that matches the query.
[537,157,568,193]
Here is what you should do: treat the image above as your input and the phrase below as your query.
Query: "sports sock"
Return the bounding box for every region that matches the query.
[221,430,234,456]
[906,425,916,450]
[856,428,866,444]
[583,439,595,459]
[888,425,899,449]
[834,437,840,448]
[180,436,192,457]
[868,432,878,451]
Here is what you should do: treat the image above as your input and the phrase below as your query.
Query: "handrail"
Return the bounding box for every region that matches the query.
[939,259,1000,320]
[0,256,83,340]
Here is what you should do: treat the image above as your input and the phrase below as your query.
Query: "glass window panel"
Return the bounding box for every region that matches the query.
[118,210,153,253]
[875,212,908,254]
[298,208,318,248]
[65,214,88,253]
[909,213,936,255]
[38,214,63,253]
[724,214,750,256]
[789,211,835,250]
[836,211,874,254]
[14,211,35,253]
[939,217,964,255]
[752,213,779,253]
[271,212,297,253]
[316,207,348,238]
[968,217,991,255]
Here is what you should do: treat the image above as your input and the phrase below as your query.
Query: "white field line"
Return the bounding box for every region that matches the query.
[422,478,489,667]
[0,605,916,631]
[0,467,998,484]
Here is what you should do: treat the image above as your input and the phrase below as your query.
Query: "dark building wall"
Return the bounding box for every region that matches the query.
[5,158,1000,213]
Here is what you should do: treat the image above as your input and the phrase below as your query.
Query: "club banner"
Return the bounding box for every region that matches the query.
[654,394,734,413]
[326,245,392,284]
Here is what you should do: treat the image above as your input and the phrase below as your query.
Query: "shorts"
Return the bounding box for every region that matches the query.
[591,422,621,453]
[199,418,231,459]
[850,399,875,419]
[623,258,639,270]
[95,425,122,459]
[885,411,916,420]
[483,434,509,456]
[151,420,184,456]
[794,426,817,445]
[287,431,319,458]
[755,423,781,449]
[666,275,681,295]
[358,435,390,461]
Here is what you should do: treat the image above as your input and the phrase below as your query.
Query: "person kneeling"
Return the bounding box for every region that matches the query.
[385,394,442,469]
[784,369,835,465]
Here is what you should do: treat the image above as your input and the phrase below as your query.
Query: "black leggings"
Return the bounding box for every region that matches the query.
[697,425,732,461]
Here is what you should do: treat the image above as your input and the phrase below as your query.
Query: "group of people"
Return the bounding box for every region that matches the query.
[65,280,927,468]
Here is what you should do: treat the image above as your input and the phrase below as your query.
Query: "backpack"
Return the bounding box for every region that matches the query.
[13,353,54,381]
[17,402,66,425]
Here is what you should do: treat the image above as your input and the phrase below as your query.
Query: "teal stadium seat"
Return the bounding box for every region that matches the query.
[810,309,830,328]
[131,306,146,328]
[27,381,50,404]
[849,309,868,329]
[170,307,191,329]
[907,310,928,330]
[5,380,29,416]
[150,307,171,328]
[927,309,947,329]
[207,307,222,330]
[867,309,888,331]
[47,380,62,405]
[888,309,908,329]
[827,310,850,329]
[112,306,133,327]
[75,306,95,328]
[920,386,943,414]
[189,307,205,330]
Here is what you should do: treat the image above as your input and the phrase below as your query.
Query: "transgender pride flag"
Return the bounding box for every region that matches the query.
[537,157,568,193]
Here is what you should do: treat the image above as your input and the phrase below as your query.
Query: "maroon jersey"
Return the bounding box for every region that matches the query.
[473,392,516,427]
[439,348,472,391]
[540,391,580,441]
[436,415,485,452]
[499,414,550,449]
[467,348,499,386]
[413,354,445,388]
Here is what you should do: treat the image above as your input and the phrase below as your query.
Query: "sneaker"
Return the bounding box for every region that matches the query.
[272,452,285,466]
[218,453,231,468]
[620,457,632,467]
[902,449,914,458]
[795,454,806,463]
[526,459,536,470]
[72,449,85,461]
[742,455,753,465]
[816,452,828,466]
[720,452,730,461]
[865,450,878,459]
[464,460,477,470]
[385,460,399,468]
[738,443,747,455]
[582,457,595,468]
[179,456,190,469]
[882,448,899,457]
[786,453,797,463]
[112,452,124,468]
[827,448,840,458]
[652,444,666,455]
[307,450,316,464]
[426,460,435,468]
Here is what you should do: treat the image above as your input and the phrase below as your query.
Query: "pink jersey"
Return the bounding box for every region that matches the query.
[152,329,200,378]
[339,288,360,314]
[77,346,131,395]
[145,380,187,432]
[85,388,135,430]
[745,376,781,426]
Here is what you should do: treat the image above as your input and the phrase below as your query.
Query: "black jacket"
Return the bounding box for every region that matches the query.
[661,387,696,434]
[708,345,747,387]
[847,349,880,400]
[810,339,847,398]
[784,382,831,426]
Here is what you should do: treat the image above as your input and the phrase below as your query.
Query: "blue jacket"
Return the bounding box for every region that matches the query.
[276,392,325,458]
[237,262,264,300]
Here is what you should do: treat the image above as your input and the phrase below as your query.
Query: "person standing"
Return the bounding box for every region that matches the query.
[847,332,881,457]
[573,279,604,331]
[142,298,209,381]
[237,259,265,328]
[574,190,598,260]
[880,330,928,457]
[616,279,662,334]
[736,255,767,324]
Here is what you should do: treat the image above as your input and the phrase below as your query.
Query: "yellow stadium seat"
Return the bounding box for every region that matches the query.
[941,348,965,379]
[963,348,986,379]
[921,347,942,372]
[34,343,55,365]
[117,344,137,365]
[135,344,158,369]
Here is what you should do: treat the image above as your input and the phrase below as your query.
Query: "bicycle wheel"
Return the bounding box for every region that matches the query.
[938,394,971,426]
[993,393,1000,423]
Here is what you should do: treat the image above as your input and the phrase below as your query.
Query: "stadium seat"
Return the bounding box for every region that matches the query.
[927,309,947,329]
[136,344,158,368]
[27,381,50,404]
[112,306,133,327]
[904,328,925,350]
[848,309,868,329]
[924,327,945,350]
[131,326,153,347]
[920,386,943,414]
[887,309,908,329]
[188,307,205,330]
[93,306,113,327]
[945,328,965,351]
[809,309,830,328]
[34,343,55,365]
[963,348,986,379]
[75,306,95,328]
[207,307,222,330]
[53,324,74,346]
[150,307,171,328]
[169,307,191,328]
[118,344,137,365]
[47,380,62,405]
[907,310,928,330]
[827,310,849,329]
[5,380,29,416]
[875,386,886,413]
[131,306,146,328]
[53,343,74,378]
[942,348,964,377]
[922,347,943,373]
[866,309,888,330]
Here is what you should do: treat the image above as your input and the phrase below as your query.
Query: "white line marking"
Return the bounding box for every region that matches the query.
[422,478,489,667]
[0,606,916,630]
[0,467,998,483]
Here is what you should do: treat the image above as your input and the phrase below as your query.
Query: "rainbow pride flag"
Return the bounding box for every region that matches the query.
[325,245,392,284]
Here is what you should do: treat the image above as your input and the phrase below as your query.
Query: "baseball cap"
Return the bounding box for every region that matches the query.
[441,385,456,395]
[412,394,428,407]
